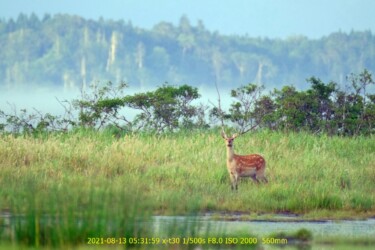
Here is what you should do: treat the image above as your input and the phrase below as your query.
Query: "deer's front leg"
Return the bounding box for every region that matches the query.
[230,172,238,191]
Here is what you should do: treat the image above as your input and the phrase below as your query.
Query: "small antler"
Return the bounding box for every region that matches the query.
[213,81,262,139]
[214,81,226,128]
[237,122,260,136]
[221,128,228,139]
[212,80,230,140]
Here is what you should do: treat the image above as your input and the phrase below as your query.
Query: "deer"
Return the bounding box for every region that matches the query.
[212,81,268,190]
[221,127,268,190]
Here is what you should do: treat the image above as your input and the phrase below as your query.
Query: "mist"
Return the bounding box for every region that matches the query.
[0,84,235,128]
[0,86,79,116]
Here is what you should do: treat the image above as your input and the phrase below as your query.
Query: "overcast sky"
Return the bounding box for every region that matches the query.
[1,0,374,39]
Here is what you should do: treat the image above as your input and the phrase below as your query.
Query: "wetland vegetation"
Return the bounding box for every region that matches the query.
[0,70,374,249]
[0,129,374,248]
[1,11,375,250]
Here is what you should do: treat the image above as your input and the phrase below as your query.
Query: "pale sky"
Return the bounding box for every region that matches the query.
[1,0,374,38]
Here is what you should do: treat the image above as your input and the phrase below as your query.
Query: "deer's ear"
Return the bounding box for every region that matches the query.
[221,130,227,139]
[232,133,239,139]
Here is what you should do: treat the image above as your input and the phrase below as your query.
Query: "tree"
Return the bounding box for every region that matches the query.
[272,86,312,132]
[228,83,264,132]
[124,84,204,132]
[339,69,375,135]
[253,95,277,130]
[306,77,337,133]
[72,81,130,130]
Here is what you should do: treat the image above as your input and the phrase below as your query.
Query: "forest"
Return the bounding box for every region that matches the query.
[1,13,375,90]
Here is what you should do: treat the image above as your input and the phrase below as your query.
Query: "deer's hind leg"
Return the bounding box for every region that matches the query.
[256,168,268,183]
[250,174,260,184]
[259,176,268,183]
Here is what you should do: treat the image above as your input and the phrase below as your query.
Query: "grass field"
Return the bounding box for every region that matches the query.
[0,129,374,247]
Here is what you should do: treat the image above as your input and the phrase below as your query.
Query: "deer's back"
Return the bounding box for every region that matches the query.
[233,153,265,171]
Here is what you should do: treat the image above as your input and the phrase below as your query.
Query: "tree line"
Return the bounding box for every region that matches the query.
[1,13,375,90]
[1,69,374,136]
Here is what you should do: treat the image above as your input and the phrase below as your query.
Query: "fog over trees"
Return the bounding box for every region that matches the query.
[1,13,375,90]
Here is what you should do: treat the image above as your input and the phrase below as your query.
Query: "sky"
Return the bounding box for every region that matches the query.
[1,0,375,39]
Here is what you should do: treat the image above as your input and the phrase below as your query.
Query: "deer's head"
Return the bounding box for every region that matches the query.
[221,130,238,148]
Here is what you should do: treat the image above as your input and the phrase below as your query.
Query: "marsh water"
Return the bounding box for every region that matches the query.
[153,215,375,249]
[152,214,375,238]
[1,212,375,249]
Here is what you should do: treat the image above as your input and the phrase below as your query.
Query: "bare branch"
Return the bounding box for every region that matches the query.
[238,122,260,136]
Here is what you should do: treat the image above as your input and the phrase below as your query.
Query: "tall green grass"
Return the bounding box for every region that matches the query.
[0,129,374,247]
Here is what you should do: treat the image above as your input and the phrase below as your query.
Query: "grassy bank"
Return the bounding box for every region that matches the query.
[1,129,374,215]
[0,129,374,247]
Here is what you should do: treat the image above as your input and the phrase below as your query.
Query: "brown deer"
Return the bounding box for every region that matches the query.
[212,81,267,190]
[221,129,268,190]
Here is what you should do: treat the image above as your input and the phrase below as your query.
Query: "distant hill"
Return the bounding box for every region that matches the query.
[1,13,374,90]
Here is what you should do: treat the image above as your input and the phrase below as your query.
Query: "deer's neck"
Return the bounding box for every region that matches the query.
[226,145,235,161]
